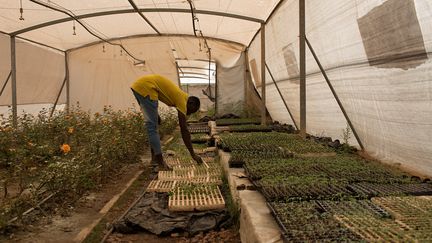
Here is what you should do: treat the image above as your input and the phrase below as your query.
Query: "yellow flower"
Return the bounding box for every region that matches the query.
[68,127,74,134]
[60,144,71,154]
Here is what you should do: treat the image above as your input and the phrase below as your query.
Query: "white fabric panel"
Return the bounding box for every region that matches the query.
[181,84,214,112]
[19,20,98,51]
[0,0,65,32]
[0,33,11,105]
[15,39,65,105]
[68,35,244,114]
[68,37,176,113]
[0,104,65,118]
[217,52,245,114]
[0,37,65,106]
[0,0,276,50]
[138,0,280,20]
[250,0,432,176]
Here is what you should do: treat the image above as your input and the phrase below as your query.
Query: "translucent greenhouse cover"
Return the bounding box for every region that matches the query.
[0,0,431,177]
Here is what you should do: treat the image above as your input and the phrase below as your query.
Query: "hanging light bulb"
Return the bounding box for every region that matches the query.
[19,0,24,20]
[72,20,76,35]
[102,44,106,53]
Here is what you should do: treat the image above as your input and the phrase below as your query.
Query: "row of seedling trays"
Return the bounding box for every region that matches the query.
[149,151,225,212]
[218,132,432,241]
[188,122,210,134]
[268,194,432,242]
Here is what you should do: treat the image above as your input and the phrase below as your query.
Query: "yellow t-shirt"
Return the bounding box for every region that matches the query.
[131,74,189,115]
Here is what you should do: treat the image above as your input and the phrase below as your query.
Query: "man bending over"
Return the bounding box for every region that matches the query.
[131,74,203,170]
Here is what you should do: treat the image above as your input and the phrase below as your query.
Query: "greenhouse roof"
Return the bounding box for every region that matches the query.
[0,0,281,51]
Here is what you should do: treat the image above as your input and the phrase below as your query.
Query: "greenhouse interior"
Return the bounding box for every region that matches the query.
[1,0,431,242]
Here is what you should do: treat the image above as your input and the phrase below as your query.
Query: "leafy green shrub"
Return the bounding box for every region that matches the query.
[0,105,173,230]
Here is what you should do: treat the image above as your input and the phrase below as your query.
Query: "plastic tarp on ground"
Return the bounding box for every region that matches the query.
[249,0,432,176]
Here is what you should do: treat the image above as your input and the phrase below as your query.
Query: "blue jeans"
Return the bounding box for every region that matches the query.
[131,89,162,155]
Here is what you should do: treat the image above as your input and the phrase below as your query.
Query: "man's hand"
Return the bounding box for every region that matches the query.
[192,153,204,164]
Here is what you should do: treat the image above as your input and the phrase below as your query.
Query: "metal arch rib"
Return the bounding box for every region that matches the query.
[11,8,264,36]
[127,0,160,35]
[66,33,245,52]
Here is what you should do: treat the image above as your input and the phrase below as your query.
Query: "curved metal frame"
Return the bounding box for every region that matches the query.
[11,8,264,36]
[68,33,245,52]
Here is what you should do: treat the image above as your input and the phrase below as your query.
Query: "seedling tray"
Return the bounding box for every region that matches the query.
[188,126,210,134]
[334,214,415,242]
[316,200,391,218]
[147,180,177,192]
[348,183,432,197]
[168,185,225,212]
[158,171,222,185]
[267,201,361,242]
[372,196,432,220]
[260,183,354,202]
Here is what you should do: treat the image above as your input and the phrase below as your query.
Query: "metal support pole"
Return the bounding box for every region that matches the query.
[243,51,249,115]
[265,63,298,130]
[65,52,70,113]
[175,62,181,87]
[10,36,17,127]
[299,0,306,138]
[50,76,67,118]
[214,63,218,114]
[260,23,266,125]
[305,37,364,150]
[208,48,212,98]
[0,71,11,97]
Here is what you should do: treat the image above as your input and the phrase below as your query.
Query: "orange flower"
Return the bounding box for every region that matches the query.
[68,127,74,134]
[60,144,71,154]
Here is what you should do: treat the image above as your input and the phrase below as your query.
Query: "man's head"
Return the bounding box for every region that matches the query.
[186,96,200,115]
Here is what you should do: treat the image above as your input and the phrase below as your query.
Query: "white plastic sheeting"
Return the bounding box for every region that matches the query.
[249,0,432,176]
[0,33,65,106]
[0,0,278,50]
[68,36,244,113]
[217,52,246,114]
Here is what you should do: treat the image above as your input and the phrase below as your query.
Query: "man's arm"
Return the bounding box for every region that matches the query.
[178,110,203,164]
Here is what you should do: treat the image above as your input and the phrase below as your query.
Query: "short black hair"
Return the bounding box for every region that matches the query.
[186,96,200,115]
